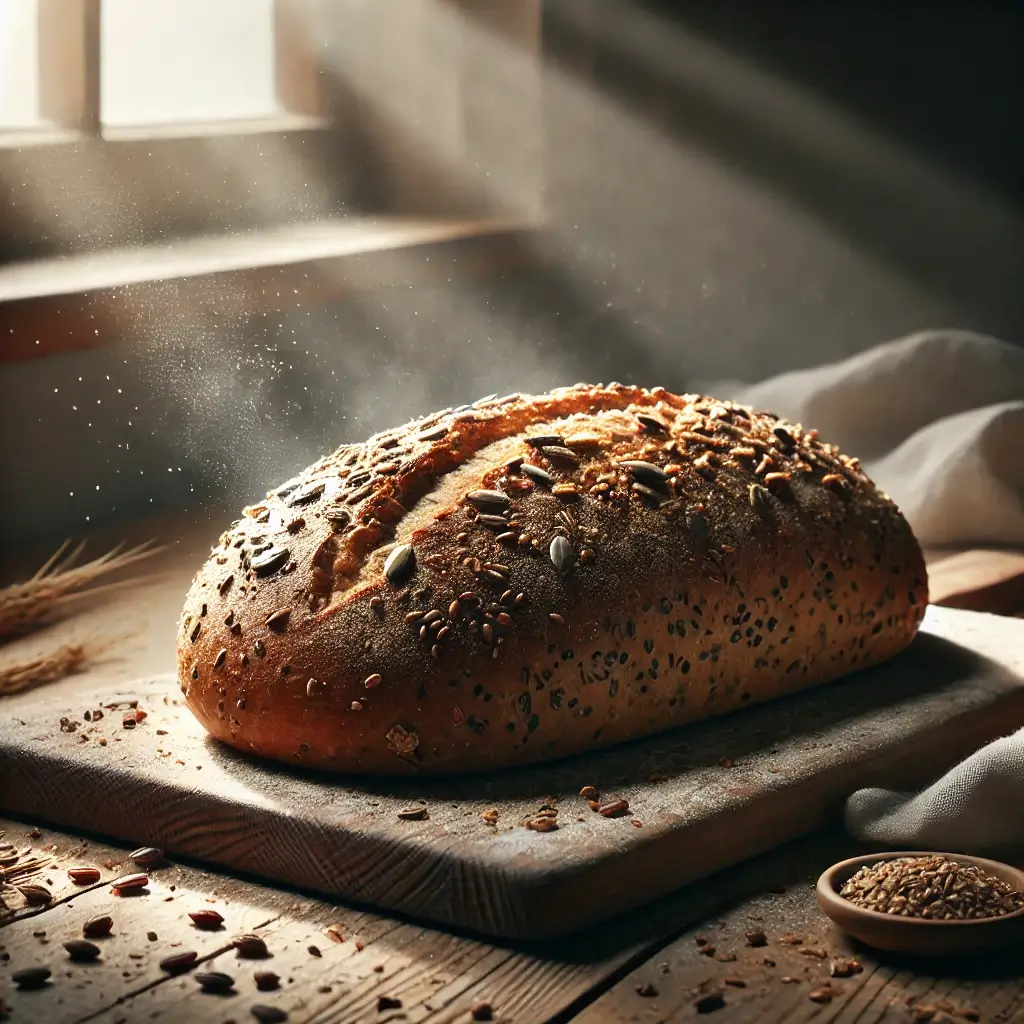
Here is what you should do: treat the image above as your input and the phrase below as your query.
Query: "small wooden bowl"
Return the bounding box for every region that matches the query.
[817,851,1024,957]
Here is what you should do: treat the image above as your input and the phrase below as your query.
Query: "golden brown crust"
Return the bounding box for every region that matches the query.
[177,385,928,774]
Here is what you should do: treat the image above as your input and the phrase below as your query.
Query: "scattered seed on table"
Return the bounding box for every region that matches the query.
[234,933,269,958]
[744,929,767,947]
[808,986,835,1003]
[110,873,148,892]
[189,909,224,929]
[147,931,157,942]
[471,1002,495,1021]
[12,967,51,989]
[830,957,863,977]
[160,951,198,974]
[693,990,725,1013]
[63,939,101,962]
[195,971,235,994]
[307,945,321,957]
[254,970,280,991]
[579,785,598,800]
[130,846,164,866]
[377,995,402,1011]
[635,982,658,997]
[83,915,113,938]
[68,866,101,885]
[251,1007,289,1023]
[397,805,428,821]
[17,884,53,905]
[325,925,346,943]
[598,799,629,817]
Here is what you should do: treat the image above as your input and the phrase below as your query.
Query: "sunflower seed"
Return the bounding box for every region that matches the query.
[773,425,796,448]
[195,971,235,993]
[111,873,148,891]
[160,951,198,973]
[68,866,101,884]
[415,424,449,443]
[479,514,512,530]
[466,489,510,511]
[384,544,415,585]
[635,412,668,434]
[233,933,269,958]
[252,1007,289,1023]
[83,915,113,938]
[631,482,666,506]
[619,460,668,487]
[189,909,224,929]
[549,535,575,575]
[251,548,289,577]
[64,939,101,961]
[521,464,554,486]
[540,445,579,464]
[17,883,53,905]
[12,966,51,989]
[525,434,564,448]
[286,480,325,506]
[398,805,428,820]
[254,970,280,991]
[265,608,291,632]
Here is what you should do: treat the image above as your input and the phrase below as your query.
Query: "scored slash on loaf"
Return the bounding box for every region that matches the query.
[177,384,928,774]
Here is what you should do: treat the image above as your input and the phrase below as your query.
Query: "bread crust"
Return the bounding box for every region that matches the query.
[177,385,928,774]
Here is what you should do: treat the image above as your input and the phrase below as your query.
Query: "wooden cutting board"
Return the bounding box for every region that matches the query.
[2,605,1023,941]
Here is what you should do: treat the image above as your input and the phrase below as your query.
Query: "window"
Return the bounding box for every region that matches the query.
[0,0,323,141]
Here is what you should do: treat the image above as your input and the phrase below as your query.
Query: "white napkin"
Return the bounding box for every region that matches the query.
[701,329,1024,849]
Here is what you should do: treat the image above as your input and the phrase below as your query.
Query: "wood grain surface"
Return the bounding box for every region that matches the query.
[2,607,1023,941]
[3,816,1021,1024]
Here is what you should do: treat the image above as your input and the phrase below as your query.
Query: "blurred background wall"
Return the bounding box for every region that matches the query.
[1,0,1021,544]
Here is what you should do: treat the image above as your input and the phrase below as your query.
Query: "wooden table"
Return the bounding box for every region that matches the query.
[3,515,1024,1022]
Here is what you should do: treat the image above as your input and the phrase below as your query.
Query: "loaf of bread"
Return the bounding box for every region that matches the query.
[177,385,928,774]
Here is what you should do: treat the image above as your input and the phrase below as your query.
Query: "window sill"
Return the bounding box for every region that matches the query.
[100,112,329,142]
[0,216,527,304]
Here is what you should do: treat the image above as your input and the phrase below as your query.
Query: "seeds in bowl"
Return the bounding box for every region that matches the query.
[839,855,1024,920]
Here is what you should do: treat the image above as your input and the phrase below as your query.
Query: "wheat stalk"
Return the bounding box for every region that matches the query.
[0,633,133,698]
[0,539,161,641]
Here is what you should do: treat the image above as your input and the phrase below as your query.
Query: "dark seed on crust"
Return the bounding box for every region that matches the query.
[773,425,796,448]
[524,434,564,448]
[631,482,666,506]
[214,648,227,668]
[549,613,565,625]
[189,619,202,643]
[384,544,415,585]
[749,483,770,508]
[466,489,511,511]
[636,412,669,434]
[540,445,580,463]
[549,535,575,575]
[477,514,510,529]
[415,424,449,442]
[619,460,668,486]
[110,872,149,891]
[254,639,266,658]
[686,512,710,546]
[254,970,280,991]
[251,548,289,577]
[286,480,325,506]
[496,531,518,543]
[265,608,291,632]
[218,575,234,595]
[398,805,428,820]
[521,464,554,486]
